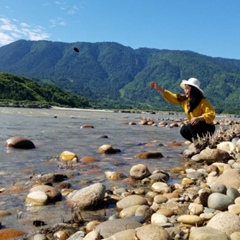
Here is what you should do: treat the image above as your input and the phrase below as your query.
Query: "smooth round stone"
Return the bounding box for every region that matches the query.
[29,185,61,202]
[151,182,170,194]
[126,216,146,224]
[134,151,164,159]
[181,177,194,185]
[135,205,154,220]
[156,208,174,217]
[189,226,229,240]
[151,213,168,225]
[82,230,100,240]
[105,171,124,180]
[149,172,169,182]
[25,190,48,206]
[0,229,26,239]
[235,196,240,204]
[67,183,106,209]
[215,169,240,189]
[205,164,219,174]
[163,190,179,199]
[129,164,151,179]
[191,154,202,162]
[80,124,94,128]
[207,212,240,236]
[209,183,227,194]
[136,224,171,240]
[177,215,203,226]
[0,210,11,216]
[171,167,185,174]
[187,171,204,180]
[113,187,127,196]
[5,136,35,149]
[102,229,136,240]
[217,141,236,154]
[28,233,48,240]
[119,205,140,218]
[231,232,240,240]
[226,187,240,200]
[188,203,204,215]
[116,195,147,209]
[154,195,168,204]
[66,231,85,240]
[146,191,158,201]
[85,220,101,233]
[199,212,215,220]
[95,219,142,238]
[207,192,233,210]
[97,144,112,153]
[228,204,240,214]
[59,151,78,162]
[80,156,98,163]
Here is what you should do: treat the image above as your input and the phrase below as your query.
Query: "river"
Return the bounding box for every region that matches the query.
[0,107,188,233]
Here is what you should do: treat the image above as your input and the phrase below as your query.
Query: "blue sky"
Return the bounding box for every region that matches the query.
[0,0,239,59]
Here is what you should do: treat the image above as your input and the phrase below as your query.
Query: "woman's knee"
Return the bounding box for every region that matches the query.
[180,124,194,141]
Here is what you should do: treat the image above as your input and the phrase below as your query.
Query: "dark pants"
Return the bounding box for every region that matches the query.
[180,121,215,142]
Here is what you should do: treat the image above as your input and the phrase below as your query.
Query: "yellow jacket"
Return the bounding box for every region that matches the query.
[162,90,216,124]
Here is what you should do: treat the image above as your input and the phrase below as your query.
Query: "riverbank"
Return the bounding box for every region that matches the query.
[0,111,240,239]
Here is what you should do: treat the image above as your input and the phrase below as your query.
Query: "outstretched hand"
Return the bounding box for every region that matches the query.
[150,82,164,94]
[150,81,159,90]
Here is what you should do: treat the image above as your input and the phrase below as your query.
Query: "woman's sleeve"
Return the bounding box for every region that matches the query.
[162,90,181,105]
[201,99,216,124]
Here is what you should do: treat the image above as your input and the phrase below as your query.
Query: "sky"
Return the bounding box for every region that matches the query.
[0,0,240,59]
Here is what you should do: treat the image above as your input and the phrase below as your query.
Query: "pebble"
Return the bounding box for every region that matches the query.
[116,195,147,209]
[207,192,233,210]
[177,214,203,226]
[95,219,142,238]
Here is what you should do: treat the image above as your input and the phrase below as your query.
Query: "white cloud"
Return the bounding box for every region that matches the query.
[0,18,50,46]
[49,18,66,27]
[54,1,80,15]
[67,5,79,15]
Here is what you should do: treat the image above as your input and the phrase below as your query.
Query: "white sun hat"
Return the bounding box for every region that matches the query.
[180,78,203,93]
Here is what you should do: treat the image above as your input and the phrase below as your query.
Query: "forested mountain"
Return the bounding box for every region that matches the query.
[0,72,91,108]
[0,39,240,113]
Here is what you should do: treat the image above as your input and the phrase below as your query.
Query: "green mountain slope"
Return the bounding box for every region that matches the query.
[0,72,91,108]
[0,39,239,113]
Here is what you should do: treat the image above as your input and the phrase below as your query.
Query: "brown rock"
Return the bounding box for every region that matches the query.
[5,136,35,149]
[80,125,94,128]
[0,229,26,239]
[80,156,98,163]
[200,148,230,164]
[135,151,163,159]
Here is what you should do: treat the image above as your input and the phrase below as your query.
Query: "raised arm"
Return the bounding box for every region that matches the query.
[150,82,165,95]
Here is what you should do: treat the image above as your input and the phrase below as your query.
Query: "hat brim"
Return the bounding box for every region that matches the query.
[180,80,203,93]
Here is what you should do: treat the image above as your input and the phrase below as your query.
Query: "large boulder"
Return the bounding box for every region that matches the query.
[67,183,106,209]
[215,169,240,189]
[199,148,230,164]
[207,212,240,236]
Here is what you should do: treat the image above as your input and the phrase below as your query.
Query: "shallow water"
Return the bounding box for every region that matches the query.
[0,107,187,232]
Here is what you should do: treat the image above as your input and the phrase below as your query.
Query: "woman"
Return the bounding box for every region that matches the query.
[150,78,216,143]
